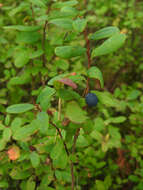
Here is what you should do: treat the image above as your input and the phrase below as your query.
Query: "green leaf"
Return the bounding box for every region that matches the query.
[3,128,12,142]
[8,2,29,17]
[37,87,55,103]
[105,116,126,125]
[37,86,56,111]
[104,175,112,189]
[92,33,126,57]
[96,180,106,190]
[94,117,105,132]
[66,101,88,123]
[55,46,86,59]
[128,175,140,183]
[14,49,30,68]
[92,91,120,108]
[90,131,103,142]
[29,0,46,8]
[69,75,86,85]
[0,139,6,151]
[9,72,31,86]
[30,151,40,168]
[5,114,11,126]
[53,148,68,169]
[11,118,22,133]
[0,123,5,131]
[0,181,9,188]
[55,170,71,182]
[76,135,89,147]
[26,178,36,190]
[29,49,44,59]
[49,18,73,30]
[48,10,75,20]
[13,122,38,141]
[109,126,121,139]
[4,25,41,32]
[10,168,30,179]
[39,173,54,189]
[127,90,141,100]
[16,31,40,44]
[90,26,120,40]
[108,126,121,149]
[6,103,34,114]
[36,112,49,134]
[73,18,87,33]
[61,6,78,17]
[87,66,104,88]
[58,89,81,101]
[52,0,78,8]
[50,140,63,160]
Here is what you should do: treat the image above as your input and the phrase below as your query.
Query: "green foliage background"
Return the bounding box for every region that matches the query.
[0,0,143,189]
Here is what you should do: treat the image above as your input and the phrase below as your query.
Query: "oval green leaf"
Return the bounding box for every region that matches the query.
[55,46,86,59]
[90,26,120,40]
[61,6,78,17]
[52,0,78,8]
[30,151,40,168]
[13,122,38,141]
[14,49,30,68]
[87,66,104,88]
[6,103,34,114]
[3,128,12,142]
[92,33,126,58]
[3,25,41,32]
[36,86,56,111]
[92,91,120,108]
[36,112,49,134]
[66,101,88,123]
[49,18,73,30]
[73,18,87,33]
[30,0,46,8]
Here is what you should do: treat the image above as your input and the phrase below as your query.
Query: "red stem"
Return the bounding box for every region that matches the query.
[83,29,92,95]
[84,29,91,69]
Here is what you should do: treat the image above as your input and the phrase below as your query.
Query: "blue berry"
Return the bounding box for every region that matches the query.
[85,93,98,107]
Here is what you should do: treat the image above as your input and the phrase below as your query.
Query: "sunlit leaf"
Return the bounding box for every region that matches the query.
[66,101,88,123]
[90,26,120,40]
[87,66,104,88]
[6,104,34,114]
[52,0,78,8]
[55,46,86,59]
[30,151,40,168]
[49,18,73,30]
[92,33,126,57]
[4,25,41,32]
[73,18,87,33]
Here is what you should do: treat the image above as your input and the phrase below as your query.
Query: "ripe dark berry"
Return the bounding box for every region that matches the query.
[85,93,98,107]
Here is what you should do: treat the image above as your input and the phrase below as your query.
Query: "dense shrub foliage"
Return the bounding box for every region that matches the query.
[0,0,143,190]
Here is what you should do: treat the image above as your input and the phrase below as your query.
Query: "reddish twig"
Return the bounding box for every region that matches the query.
[71,163,75,190]
[30,4,37,24]
[70,128,80,190]
[84,29,91,69]
[40,20,48,86]
[83,29,92,96]
[42,20,48,67]
[49,121,69,156]
[72,128,80,154]
[50,121,77,190]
